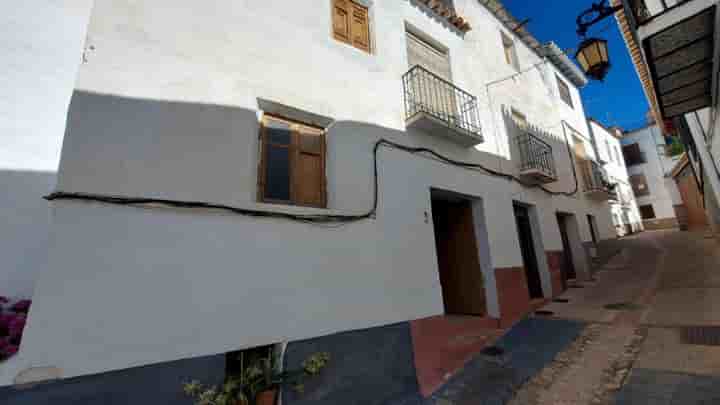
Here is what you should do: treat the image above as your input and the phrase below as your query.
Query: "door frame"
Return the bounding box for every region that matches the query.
[429,188,500,318]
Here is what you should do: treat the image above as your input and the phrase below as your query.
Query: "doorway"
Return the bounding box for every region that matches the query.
[587,214,599,244]
[431,194,486,315]
[513,203,544,299]
[556,213,577,285]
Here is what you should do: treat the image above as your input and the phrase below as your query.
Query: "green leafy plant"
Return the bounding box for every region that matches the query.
[183,351,330,405]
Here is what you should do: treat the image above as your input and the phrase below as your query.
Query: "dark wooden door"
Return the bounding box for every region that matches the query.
[556,213,577,282]
[514,204,544,299]
[431,199,486,315]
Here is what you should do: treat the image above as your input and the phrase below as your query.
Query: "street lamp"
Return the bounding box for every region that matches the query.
[575,38,610,81]
[575,0,623,81]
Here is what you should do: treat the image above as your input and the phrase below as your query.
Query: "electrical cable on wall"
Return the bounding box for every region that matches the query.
[46,133,581,224]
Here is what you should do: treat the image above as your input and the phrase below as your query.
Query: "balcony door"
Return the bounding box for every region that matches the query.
[406,31,457,124]
[406,30,451,80]
[573,135,591,188]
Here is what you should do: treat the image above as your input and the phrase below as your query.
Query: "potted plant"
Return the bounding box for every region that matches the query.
[183,351,329,405]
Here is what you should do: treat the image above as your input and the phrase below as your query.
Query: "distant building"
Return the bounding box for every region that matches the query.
[588,119,644,236]
[621,123,683,230]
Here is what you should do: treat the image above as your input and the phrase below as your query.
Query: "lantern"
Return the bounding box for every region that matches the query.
[575,38,610,81]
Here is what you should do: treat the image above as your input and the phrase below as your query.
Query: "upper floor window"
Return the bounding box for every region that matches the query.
[639,204,656,220]
[332,0,371,53]
[258,115,327,208]
[501,32,519,71]
[556,75,573,109]
[512,109,528,129]
[622,143,646,166]
[630,173,650,197]
[605,140,613,163]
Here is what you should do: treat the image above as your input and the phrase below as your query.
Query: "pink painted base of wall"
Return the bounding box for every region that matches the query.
[546,250,565,297]
[410,315,503,397]
[495,267,532,328]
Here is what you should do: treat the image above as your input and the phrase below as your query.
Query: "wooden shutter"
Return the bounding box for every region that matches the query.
[350,2,370,52]
[630,174,650,196]
[293,125,327,207]
[622,143,644,165]
[332,0,351,43]
[258,116,326,207]
[406,31,451,80]
[557,75,574,108]
[258,116,293,203]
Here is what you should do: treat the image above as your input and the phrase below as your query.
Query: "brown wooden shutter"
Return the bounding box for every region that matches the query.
[332,0,351,44]
[292,125,326,207]
[350,2,370,52]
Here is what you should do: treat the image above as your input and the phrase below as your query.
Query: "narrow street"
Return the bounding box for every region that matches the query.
[509,230,720,405]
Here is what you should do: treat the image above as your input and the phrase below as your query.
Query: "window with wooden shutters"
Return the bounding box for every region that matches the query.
[258,115,326,208]
[639,204,656,219]
[629,173,650,197]
[556,75,574,109]
[332,0,370,53]
[622,143,646,166]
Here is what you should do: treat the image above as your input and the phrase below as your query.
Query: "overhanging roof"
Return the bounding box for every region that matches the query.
[543,42,590,87]
[643,7,716,118]
[477,0,589,88]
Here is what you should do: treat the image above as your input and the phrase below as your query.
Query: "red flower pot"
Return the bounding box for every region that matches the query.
[256,390,276,405]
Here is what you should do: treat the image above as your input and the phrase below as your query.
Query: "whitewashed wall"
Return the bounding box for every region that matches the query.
[0,0,92,298]
[623,125,682,220]
[589,121,642,234]
[20,0,614,379]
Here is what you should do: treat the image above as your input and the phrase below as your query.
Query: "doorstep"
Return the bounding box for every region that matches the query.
[410,315,504,397]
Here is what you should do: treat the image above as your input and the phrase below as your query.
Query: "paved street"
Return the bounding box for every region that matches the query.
[508,230,720,405]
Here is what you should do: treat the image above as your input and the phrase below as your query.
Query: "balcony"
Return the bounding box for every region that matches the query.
[628,0,694,26]
[517,131,557,183]
[403,65,483,147]
[582,160,616,200]
[622,0,716,119]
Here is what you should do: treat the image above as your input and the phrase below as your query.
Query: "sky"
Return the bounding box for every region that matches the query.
[503,0,650,131]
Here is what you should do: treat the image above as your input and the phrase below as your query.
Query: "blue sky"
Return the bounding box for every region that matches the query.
[503,0,650,131]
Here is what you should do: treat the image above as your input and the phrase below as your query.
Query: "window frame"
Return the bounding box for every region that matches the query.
[639,204,656,220]
[556,74,574,109]
[331,0,372,54]
[622,143,646,166]
[629,173,651,197]
[501,31,520,71]
[257,114,327,208]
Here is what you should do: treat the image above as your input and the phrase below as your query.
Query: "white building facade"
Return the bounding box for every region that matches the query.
[10,0,617,385]
[621,124,683,229]
[615,0,720,236]
[0,1,93,299]
[588,119,644,236]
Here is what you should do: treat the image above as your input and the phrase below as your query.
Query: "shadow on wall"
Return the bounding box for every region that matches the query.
[0,170,55,298]
[501,107,578,195]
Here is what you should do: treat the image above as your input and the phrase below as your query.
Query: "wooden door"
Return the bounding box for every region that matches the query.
[556,213,577,282]
[514,204,544,299]
[432,199,486,315]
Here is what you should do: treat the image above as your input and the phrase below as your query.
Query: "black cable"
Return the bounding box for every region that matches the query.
[45,135,580,224]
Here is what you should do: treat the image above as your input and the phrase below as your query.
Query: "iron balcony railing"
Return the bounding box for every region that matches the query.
[402,65,482,135]
[518,131,557,179]
[626,0,693,26]
[583,159,613,192]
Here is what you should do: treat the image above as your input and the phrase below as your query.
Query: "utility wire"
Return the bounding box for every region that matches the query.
[46,135,580,224]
